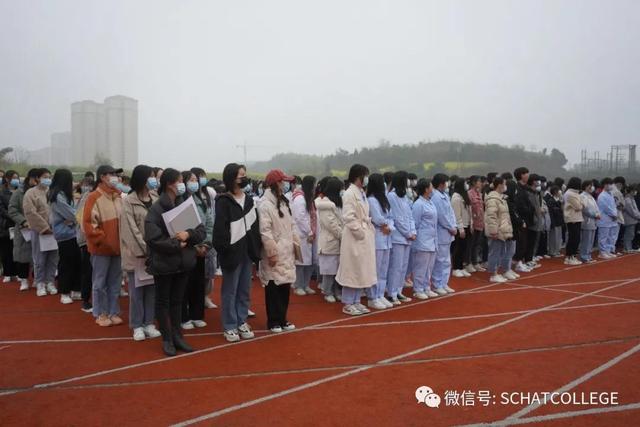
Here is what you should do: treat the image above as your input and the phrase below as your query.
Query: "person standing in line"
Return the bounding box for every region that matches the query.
[9,169,36,291]
[23,168,59,297]
[48,168,82,304]
[622,185,640,253]
[75,176,96,312]
[257,169,300,333]
[451,177,472,278]
[82,165,124,327]
[386,171,416,305]
[513,167,534,273]
[366,173,395,309]
[145,168,206,356]
[563,177,584,265]
[336,164,377,316]
[316,177,344,303]
[291,175,318,296]
[213,163,262,343]
[544,185,564,258]
[120,165,162,341]
[410,179,439,299]
[612,177,626,253]
[579,180,600,263]
[431,173,458,296]
[467,175,486,273]
[597,178,619,259]
[484,177,516,283]
[0,170,19,284]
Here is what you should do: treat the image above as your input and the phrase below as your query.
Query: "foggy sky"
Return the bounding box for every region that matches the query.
[1,0,639,171]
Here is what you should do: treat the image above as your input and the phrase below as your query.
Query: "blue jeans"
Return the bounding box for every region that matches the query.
[91,255,122,317]
[579,229,596,261]
[220,254,253,332]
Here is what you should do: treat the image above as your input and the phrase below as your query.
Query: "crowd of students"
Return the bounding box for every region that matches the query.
[0,164,639,357]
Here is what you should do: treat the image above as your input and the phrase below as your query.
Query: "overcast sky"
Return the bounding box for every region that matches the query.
[1,0,638,171]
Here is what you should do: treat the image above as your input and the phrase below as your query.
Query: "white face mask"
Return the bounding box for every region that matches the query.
[464,183,470,191]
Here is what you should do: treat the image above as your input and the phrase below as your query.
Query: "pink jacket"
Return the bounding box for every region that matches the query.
[468,188,484,231]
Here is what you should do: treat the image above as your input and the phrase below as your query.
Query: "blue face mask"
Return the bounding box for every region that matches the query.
[283,181,291,193]
[363,176,369,187]
[176,183,186,196]
[121,185,131,194]
[340,190,345,197]
[187,181,199,193]
[40,178,52,187]
[147,177,158,190]
[10,178,20,188]
[116,183,125,192]
[199,177,208,188]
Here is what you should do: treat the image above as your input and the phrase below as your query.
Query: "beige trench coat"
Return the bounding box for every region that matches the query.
[336,184,377,288]
[258,189,301,286]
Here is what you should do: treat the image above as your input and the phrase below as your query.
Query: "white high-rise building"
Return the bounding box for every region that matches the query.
[51,132,71,166]
[70,95,138,169]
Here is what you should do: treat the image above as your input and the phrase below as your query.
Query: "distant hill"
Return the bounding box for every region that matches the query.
[250,140,569,178]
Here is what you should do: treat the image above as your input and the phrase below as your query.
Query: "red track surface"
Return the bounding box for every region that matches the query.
[1,254,639,426]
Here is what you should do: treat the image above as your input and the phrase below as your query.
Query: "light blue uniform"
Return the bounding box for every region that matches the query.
[367,196,395,300]
[386,191,416,298]
[431,189,457,289]
[597,190,618,254]
[411,195,438,293]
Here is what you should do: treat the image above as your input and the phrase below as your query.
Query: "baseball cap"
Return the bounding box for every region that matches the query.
[96,165,123,177]
[264,169,294,186]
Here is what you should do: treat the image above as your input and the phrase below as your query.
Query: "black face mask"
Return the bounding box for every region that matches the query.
[238,177,250,189]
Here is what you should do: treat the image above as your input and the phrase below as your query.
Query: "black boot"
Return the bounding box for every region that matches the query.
[163,340,177,357]
[173,333,194,353]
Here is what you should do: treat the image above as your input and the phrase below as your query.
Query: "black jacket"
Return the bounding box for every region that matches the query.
[505,181,523,231]
[544,193,564,228]
[515,183,535,228]
[144,193,206,276]
[213,192,262,271]
[0,187,14,237]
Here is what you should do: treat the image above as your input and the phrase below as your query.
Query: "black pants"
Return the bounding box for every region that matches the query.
[536,231,548,256]
[466,229,484,265]
[514,226,528,262]
[57,239,82,294]
[80,245,93,303]
[566,222,581,257]
[265,281,291,329]
[155,272,188,342]
[451,228,469,270]
[182,257,205,322]
[524,229,539,263]
[14,262,29,279]
[0,236,16,277]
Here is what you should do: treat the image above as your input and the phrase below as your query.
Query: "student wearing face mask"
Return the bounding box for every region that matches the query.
[316,177,345,303]
[451,177,472,278]
[9,170,36,291]
[0,170,19,284]
[336,164,377,316]
[82,165,125,327]
[544,186,564,258]
[612,177,626,252]
[579,180,600,263]
[291,175,318,296]
[145,168,206,356]
[467,176,486,273]
[484,177,516,282]
[622,185,640,253]
[410,179,440,297]
[524,174,544,269]
[597,178,620,259]
[407,173,418,201]
[23,168,59,297]
[513,167,534,273]
[257,169,300,332]
[179,170,213,330]
[213,163,262,342]
[431,173,458,296]
[75,176,96,312]
[562,177,584,265]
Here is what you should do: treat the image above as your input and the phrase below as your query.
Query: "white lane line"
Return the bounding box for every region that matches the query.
[170,277,640,426]
[0,256,628,396]
[0,345,11,351]
[466,279,626,293]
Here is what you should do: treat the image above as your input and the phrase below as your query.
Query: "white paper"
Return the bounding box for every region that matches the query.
[9,227,15,240]
[134,258,154,287]
[39,234,58,252]
[161,196,202,236]
[20,228,32,242]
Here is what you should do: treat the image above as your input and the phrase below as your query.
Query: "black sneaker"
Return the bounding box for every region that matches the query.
[81,301,93,313]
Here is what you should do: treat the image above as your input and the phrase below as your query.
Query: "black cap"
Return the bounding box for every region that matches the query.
[96,165,123,177]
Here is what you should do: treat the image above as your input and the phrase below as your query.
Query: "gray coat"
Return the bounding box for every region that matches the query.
[8,189,32,263]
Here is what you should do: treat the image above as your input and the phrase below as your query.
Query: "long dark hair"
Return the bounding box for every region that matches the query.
[191,167,212,208]
[453,177,470,206]
[130,164,153,196]
[48,168,73,204]
[391,171,409,198]
[270,182,292,218]
[324,177,344,209]
[366,173,390,213]
[24,169,39,192]
[301,175,316,213]
[159,168,181,195]
[222,163,246,194]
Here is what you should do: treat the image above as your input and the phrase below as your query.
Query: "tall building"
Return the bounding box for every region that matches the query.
[50,131,71,166]
[70,95,138,169]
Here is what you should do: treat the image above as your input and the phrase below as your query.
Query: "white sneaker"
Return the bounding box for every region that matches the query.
[452,270,465,278]
[390,297,401,305]
[46,282,58,295]
[304,287,316,295]
[527,262,541,269]
[434,288,448,296]
[474,264,487,272]
[70,291,82,301]
[515,262,531,273]
[224,329,240,342]
[324,295,337,303]
[444,286,456,293]
[19,279,29,291]
[2,276,10,283]
[60,294,73,304]
[355,303,370,314]
[181,321,195,330]
[426,289,439,298]
[403,279,414,288]
[248,309,256,318]
[204,297,217,309]
[215,268,223,276]
[465,264,477,273]
[413,292,429,300]
[36,283,47,297]
[461,270,471,277]
[367,299,387,310]
[133,327,146,341]
[294,288,307,296]
[335,294,342,302]
[599,252,612,259]
[490,274,508,283]
[503,271,519,280]
[119,288,128,297]
[238,323,255,339]
[192,320,207,328]
[143,324,161,338]
[381,297,394,308]
[342,304,363,316]
[270,326,283,333]
[282,323,296,331]
[397,293,412,303]
[567,257,582,266]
